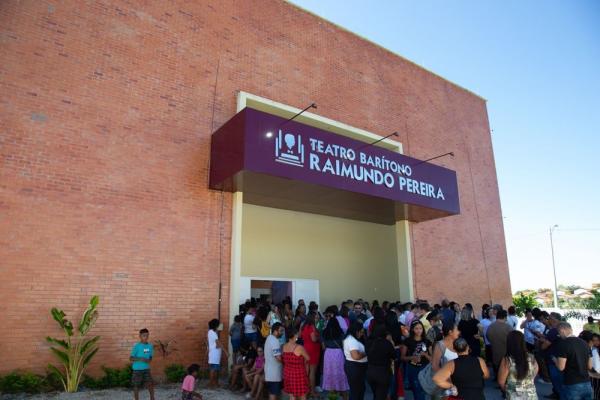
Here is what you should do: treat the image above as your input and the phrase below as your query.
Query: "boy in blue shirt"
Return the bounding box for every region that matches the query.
[130,328,155,400]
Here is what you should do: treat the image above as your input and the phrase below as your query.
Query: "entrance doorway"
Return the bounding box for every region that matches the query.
[240,276,320,306]
[250,280,292,304]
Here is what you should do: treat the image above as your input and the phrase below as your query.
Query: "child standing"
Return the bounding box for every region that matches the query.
[208,318,228,388]
[181,364,203,400]
[130,328,155,400]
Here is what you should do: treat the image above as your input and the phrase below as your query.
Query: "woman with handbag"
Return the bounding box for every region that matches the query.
[401,321,432,400]
[433,338,489,400]
[432,322,460,374]
[425,322,461,399]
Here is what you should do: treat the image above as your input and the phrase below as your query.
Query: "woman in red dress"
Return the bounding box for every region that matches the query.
[283,326,310,400]
[300,311,321,397]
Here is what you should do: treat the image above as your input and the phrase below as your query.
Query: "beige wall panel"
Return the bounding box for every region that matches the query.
[241,204,402,307]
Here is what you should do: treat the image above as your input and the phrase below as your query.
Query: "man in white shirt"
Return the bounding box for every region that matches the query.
[479,307,495,364]
[264,322,284,400]
[520,308,546,352]
[507,306,519,330]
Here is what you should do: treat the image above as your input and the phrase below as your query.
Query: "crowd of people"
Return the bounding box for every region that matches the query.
[126,297,600,400]
[202,297,600,400]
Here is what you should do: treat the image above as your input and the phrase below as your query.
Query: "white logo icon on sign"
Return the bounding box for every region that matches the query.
[275,130,304,167]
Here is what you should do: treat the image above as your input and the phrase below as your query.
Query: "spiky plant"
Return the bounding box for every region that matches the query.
[46,295,100,392]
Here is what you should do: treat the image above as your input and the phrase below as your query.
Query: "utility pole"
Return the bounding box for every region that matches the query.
[550,224,559,309]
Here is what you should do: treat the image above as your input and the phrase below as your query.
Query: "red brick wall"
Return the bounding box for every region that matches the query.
[0,0,511,374]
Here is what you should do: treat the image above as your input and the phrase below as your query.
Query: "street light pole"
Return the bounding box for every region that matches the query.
[549,224,559,309]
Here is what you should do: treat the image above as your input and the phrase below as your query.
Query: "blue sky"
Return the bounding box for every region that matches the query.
[289,0,600,291]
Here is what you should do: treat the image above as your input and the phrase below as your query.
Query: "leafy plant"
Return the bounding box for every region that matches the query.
[154,339,178,359]
[81,365,132,389]
[46,295,100,392]
[0,371,45,394]
[164,364,186,383]
[512,293,538,317]
[80,374,101,390]
[43,369,65,392]
[582,289,600,312]
[99,365,132,388]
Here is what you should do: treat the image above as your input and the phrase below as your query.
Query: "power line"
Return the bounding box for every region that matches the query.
[555,228,600,232]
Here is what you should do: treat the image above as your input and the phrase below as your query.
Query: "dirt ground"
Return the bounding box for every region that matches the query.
[0,378,554,399]
[0,382,248,400]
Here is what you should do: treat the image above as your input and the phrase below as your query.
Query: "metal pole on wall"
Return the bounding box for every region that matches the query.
[550,224,559,308]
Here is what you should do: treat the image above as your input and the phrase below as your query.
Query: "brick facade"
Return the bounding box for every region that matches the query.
[0,0,511,374]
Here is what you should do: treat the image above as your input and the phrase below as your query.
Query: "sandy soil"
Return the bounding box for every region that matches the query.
[0,382,248,400]
[0,378,553,399]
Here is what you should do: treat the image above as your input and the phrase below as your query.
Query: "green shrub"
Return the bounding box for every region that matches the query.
[164,364,186,383]
[0,371,45,394]
[99,365,132,388]
[44,369,65,392]
[80,374,102,390]
[513,293,538,317]
[80,365,132,389]
[0,372,24,394]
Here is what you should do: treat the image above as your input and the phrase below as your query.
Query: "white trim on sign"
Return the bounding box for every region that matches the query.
[237,91,403,153]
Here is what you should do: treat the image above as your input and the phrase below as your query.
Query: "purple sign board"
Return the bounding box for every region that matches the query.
[210,108,460,223]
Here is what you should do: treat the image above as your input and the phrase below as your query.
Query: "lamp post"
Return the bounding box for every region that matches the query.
[549,224,559,309]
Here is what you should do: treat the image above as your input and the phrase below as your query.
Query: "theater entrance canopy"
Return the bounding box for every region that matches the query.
[209,107,460,225]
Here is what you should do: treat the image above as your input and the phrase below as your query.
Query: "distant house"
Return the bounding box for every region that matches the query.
[574,288,591,296]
